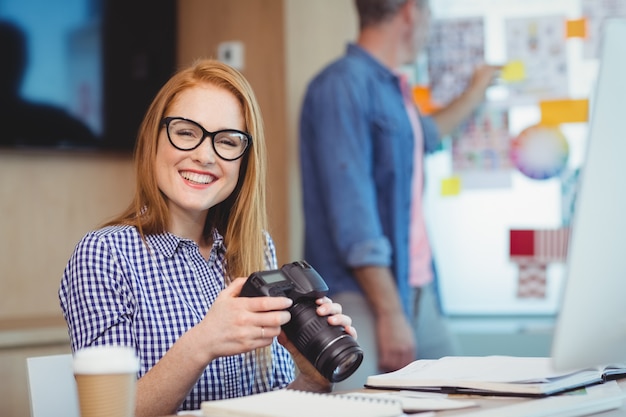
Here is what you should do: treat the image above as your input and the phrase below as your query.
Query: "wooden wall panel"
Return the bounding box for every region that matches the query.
[0,150,133,416]
[178,0,290,264]
[0,150,134,319]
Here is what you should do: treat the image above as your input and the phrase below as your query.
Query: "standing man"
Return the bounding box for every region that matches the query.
[299,0,499,389]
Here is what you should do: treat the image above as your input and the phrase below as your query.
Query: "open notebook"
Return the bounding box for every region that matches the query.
[365,356,626,397]
[200,389,403,417]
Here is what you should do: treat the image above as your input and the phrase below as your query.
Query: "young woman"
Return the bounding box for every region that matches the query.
[59,59,356,416]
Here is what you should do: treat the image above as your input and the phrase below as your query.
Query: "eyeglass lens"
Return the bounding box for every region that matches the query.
[166,118,249,160]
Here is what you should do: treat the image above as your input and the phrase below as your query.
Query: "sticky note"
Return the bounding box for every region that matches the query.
[566,19,587,38]
[539,99,589,125]
[412,85,440,115]
[501,60,526,82]
[441,176,461,196]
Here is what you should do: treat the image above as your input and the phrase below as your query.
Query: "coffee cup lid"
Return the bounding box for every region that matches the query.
[73,345,139,374]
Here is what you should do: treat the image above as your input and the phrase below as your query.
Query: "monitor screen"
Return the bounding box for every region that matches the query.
[0,0,176,152]
[551,19,626,371]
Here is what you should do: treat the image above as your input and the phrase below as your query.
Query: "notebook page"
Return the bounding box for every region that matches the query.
[200,389,403,417]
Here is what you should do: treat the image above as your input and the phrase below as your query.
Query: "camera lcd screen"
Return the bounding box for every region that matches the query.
[262,272,287,284]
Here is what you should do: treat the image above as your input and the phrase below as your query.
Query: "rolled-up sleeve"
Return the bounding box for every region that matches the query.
[421,115,442,154]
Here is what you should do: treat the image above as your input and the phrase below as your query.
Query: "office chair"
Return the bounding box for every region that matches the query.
[26,353,79,417]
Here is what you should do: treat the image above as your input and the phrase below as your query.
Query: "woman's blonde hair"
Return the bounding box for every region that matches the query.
[106,59,269,280]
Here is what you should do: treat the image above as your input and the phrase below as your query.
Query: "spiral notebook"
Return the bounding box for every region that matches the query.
[200,389,403,417]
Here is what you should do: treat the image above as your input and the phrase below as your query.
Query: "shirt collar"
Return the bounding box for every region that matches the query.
[145,228,225,258]
[346,43,399,83]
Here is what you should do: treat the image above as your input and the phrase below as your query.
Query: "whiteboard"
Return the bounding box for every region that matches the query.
[423,0,601,315]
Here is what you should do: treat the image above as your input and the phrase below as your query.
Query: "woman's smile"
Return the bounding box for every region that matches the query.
[180,170,216,186]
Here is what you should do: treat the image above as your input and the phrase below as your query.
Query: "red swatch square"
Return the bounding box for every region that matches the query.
[510,230,535,256]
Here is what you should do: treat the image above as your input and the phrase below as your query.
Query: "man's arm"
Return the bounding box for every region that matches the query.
[352,265,416,372]
[431,65,500,137]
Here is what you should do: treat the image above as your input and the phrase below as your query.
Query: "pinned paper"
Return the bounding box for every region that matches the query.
[426,17,485,106]
[441,176,461,196]
[516,259,547,299]
[566,18,587,38]
[500,60,526,82]
[510,228,571,299]
[510,228,570,262]
[412,85,440,115]
[539,99,589,125]
[504,16,569,101]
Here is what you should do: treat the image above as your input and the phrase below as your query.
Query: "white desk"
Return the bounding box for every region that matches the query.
[402,380,626,416]
[171,379,626,417]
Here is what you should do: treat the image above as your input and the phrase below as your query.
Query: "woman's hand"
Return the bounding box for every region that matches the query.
[282,296,357,392]
[315,296,357,339]
[135,277,293,417]
[193,277,293,363]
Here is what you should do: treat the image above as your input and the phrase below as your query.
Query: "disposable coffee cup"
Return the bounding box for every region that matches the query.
[73,345,140,417]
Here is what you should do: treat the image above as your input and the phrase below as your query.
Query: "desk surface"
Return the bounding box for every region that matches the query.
[427,391,626,416]
[171,380,626,417]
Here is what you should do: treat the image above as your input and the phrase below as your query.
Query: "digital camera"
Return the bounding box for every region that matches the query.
[240,260,364,382]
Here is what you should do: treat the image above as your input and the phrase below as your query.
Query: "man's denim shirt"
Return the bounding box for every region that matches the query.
[299,44,440,318]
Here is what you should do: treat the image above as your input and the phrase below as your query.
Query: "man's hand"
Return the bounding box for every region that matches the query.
[376,310,416,372]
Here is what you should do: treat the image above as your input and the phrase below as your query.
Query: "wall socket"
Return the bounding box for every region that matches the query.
[217,41,245,70]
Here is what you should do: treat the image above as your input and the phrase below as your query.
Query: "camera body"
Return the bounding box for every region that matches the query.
[240,260,363,382]
[240,260,329,301]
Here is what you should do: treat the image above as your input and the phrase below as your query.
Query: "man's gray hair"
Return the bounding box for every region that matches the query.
[355,0,426,29]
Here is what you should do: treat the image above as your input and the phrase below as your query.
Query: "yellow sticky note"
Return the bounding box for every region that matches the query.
[501,60,526,82]
[441,176,461,196]
[566,19,587,38]
[539,99,589,125]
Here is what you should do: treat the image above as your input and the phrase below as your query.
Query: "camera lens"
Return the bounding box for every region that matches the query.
[315,334,364,382]
[283,300,364,382]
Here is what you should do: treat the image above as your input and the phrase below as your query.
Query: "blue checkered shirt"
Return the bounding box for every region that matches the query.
[59,225,295,410]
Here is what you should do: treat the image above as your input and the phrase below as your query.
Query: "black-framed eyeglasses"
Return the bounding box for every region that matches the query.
[162,116,252,161]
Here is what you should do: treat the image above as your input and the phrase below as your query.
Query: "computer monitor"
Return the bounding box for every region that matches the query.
[0,0,176,151]
[551,19,626,371]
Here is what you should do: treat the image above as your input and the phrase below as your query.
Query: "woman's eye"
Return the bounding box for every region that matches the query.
[216,136,238,147]
[176,128,199,138]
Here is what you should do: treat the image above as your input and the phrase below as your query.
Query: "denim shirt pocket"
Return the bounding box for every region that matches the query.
[371,111,414,191]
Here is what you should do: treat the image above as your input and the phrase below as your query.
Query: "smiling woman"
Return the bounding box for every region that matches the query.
[58,59,357,417]
[154,83,248,236]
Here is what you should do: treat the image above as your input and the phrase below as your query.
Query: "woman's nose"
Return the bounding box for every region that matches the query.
[190,138,218,165]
